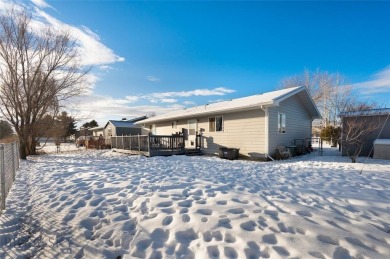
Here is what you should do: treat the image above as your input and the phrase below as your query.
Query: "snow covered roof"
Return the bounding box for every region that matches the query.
[89,126,104,131]
[339,108,390,117]
[106,120,137,128]
[136,86,320,124]
[127,116,148,123]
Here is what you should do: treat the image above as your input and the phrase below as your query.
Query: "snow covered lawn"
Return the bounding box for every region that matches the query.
[1,149,390,258]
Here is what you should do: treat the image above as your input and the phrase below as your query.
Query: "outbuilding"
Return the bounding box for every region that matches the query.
[373,139,390,160]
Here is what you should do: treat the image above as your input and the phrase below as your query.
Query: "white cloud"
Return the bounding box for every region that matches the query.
[354,66,390,94]
[125,96,140,103]
[1,1,124,68]
[70,94,184,127]
[31,0,52,9]
[123,87,235,104]
[149,87,235,99]
[208,99,225,104]
[98,65,113,71]
[183,101,196,106]
[146,75,160,82]
[33,9,124,66]
[160,98,177,103]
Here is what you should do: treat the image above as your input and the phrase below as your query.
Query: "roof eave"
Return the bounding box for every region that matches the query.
[135,103,276,124]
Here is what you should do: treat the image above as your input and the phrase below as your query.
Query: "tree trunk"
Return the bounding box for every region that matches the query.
[26,134,37,156]
[19,140,27,159]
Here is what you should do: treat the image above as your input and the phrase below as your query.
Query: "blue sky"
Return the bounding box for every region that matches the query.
[3,0,390,125]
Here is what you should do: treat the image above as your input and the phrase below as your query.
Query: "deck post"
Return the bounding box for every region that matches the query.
[129,135,132,151]
[147,133,151,156]
[138,134,140,152]
[195,132,198,150]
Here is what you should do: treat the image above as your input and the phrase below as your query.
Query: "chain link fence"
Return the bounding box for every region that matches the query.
[0,141,20,211]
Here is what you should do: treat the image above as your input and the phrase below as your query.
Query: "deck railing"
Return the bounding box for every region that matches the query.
[111,134,191,156]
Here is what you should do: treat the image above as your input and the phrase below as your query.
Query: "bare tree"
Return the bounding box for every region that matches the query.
[340,108,382,163]
[0,9,89,158]
[279,69,352,128]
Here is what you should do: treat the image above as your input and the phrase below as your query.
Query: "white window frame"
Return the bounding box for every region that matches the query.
[278,113,286,134]
[209,116,224,132]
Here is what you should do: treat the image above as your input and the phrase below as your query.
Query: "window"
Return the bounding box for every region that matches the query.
[209,116,223,132]
[278,113,286,133]
[172,121,177,129]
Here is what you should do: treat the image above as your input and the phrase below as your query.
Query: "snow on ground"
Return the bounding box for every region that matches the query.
[1,148,390,258]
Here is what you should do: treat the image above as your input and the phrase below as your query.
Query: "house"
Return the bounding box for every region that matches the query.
[340,108,390,157]
[89,126,104,137]
[104,117,149,138]
[135,86,321,158]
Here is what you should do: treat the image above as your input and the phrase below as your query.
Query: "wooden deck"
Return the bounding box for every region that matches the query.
[110,134,201,157]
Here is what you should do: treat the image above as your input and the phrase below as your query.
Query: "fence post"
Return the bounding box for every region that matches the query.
[1,145,5,210]
[11,142,15,182]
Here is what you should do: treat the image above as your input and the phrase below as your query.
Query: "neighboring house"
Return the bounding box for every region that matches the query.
[75,128,92,139]
[89,126,104,137]
[340,108,390,157]
[135,86,321,158]
[104,118,149,138]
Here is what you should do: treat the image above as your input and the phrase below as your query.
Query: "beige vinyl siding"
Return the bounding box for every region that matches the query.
[145,109,266,158]
[268,95,312,154]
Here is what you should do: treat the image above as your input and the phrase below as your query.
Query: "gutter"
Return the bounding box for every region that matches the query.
[135,102,276,125]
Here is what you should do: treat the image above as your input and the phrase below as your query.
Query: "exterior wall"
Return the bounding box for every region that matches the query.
[342,115,390,157]
[92,129,104,137]
[267,94,313,155]
[144,109,266,158]
[373,144,390,160]
[104,124,113,138]
[116,127,143,136]
[104,122,147,137]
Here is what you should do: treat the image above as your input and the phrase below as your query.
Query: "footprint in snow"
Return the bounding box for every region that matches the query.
[196,209,212,215]
[207,246,220,258]
[244,241,261,259]
[217,200,227,205]
[162,215,173,226]
[309,251,326,259]
[273,246,290,257]
[317,234,339,246]
[227,208,245,214]
[296,210,313,217]
[224,247,238,258]
[240,220,257,231]
[224,232,236,243]
[262,234,277,245]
